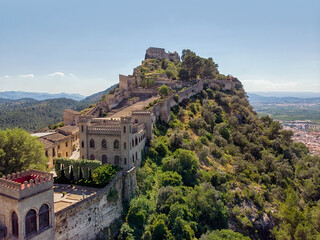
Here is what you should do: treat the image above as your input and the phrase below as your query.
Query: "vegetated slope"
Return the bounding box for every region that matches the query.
[0,98,78,131]
[0,85,117,131]
[118,53,320,240]
[75,84,117,111]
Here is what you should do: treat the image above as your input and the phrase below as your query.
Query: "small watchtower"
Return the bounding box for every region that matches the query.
[0,170,54,240]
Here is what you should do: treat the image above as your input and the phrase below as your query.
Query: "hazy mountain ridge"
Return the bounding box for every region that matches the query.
[0,84,117,131]
[247,93,320,104]
[0,91,86,101]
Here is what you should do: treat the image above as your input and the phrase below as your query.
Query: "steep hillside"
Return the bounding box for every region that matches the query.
[0,98,79,131]
[119,52,320,240]
[0,85,116,131]
[75,84,117,110]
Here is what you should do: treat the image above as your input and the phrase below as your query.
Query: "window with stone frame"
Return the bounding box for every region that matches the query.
[90,139,95,148]
[115,155,120,165]
[11,211,18,237]
[101,139,107,149]
[114,139,119,149]
[25,209,37,237]
[39,204,50,231]
[102,155,107,164]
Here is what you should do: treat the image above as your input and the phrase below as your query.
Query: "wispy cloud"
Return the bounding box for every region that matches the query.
[68,73,75,77]
[2,75,11,78]
[19,74,34,78]
[48,72,65,77]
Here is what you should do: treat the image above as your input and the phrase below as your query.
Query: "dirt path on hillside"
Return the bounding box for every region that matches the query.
[108,96,158,118]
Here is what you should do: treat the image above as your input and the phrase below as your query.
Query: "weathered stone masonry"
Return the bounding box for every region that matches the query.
[54,168,136,240]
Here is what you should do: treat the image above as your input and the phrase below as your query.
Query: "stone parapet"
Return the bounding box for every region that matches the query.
[0,170,53,200]
[131,110,153,115]
[88,125,121,135]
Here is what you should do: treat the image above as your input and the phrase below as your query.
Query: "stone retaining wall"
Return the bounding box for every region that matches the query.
[54,168,136,240]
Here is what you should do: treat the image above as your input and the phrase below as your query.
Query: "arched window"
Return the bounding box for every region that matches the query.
[39,204,49,231]
[12,211,19,237]
[132,139,134,147]
[115,156,120,166]
[90,154,95,160]
[132,154,135,163]
[135,119,138,123]
[101,139,107,149]
[102,155,107,164]
[124,158,127,165]
[114,139,119,149]
[124,142,126,149]
[135,137,138,146]
[81,141,84,148]
[25,209,37,237]
[90,139,95,148]
[123,126,126,133]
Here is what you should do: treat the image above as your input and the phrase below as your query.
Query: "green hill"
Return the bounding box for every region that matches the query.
[119,51,320,240]
[0,84,117,132]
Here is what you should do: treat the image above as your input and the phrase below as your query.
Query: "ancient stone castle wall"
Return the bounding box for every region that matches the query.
[153,79,235,122]
[55,168,136,240]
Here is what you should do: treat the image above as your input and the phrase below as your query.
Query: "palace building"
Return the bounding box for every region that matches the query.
[79,110,154,169]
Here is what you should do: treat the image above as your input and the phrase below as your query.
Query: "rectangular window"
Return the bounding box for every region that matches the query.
[66,152,68,157]
[66,142,68,147]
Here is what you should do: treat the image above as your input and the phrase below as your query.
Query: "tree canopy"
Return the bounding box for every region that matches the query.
[0,128,48,175]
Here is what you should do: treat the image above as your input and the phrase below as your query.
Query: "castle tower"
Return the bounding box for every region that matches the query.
[131,110,154,140]
[0,170,54,240]
[120,117,132,169]
[79,115,93,160]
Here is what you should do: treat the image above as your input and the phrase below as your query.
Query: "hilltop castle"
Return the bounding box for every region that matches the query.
[0,48,241,240]
[79,110,153,169]
[145,47,180,61]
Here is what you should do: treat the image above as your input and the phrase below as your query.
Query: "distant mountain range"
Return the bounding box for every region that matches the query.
[0,91,86,101]
[247,92,320,121]
[247,93,320,104]
[0,84,117,131]
[248,92,320,99]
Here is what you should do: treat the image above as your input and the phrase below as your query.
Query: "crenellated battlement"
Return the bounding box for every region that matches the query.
[0,169,53,200]
[120,116,132,123]
[131,110,152,115]
[88,125,121,135]
[79,115,93,123]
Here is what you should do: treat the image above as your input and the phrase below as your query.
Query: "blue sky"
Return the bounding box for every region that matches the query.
[0,0,319,96]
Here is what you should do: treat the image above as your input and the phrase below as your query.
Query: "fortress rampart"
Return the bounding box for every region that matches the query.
[152,79,236,122]
[0,170,53,200]
[54,168,136,240]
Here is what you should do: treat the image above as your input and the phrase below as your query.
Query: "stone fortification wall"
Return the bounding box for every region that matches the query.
[145,47,180,61]
[153,79,235,122]
[130,87,158,98]
[55,168,136,240]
